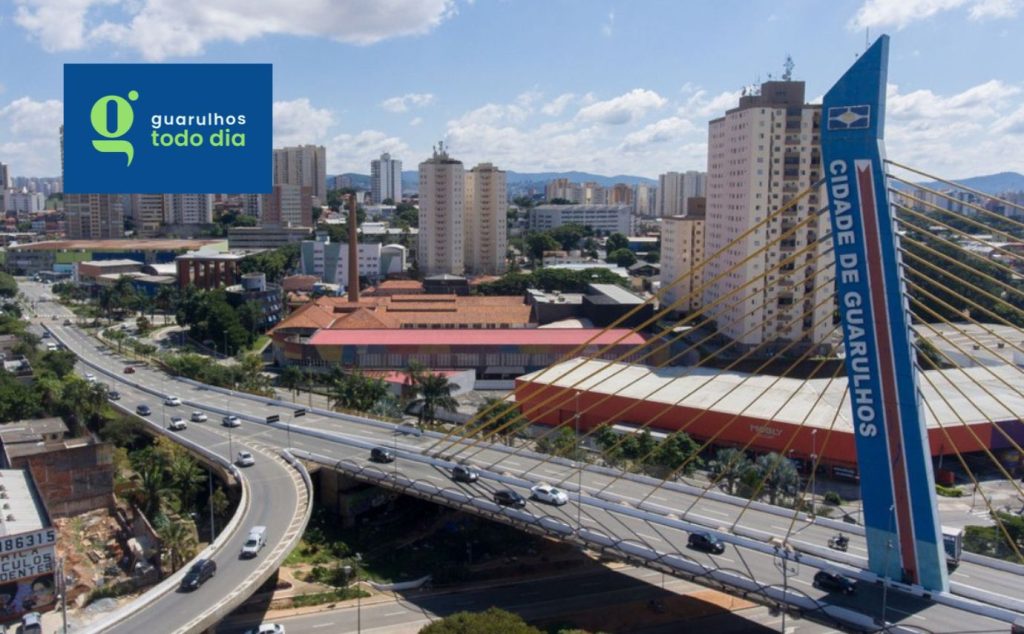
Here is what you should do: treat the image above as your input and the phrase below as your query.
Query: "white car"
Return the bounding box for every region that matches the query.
[168,417,187,431]
[222,415,241,427]
[245,624,284,634]
[164,396,182,407]
[85,373,96,383]
[190,411,208,422]
[236,451,255,467]
[530,483,569,506]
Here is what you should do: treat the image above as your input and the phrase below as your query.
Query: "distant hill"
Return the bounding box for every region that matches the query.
[892,171,1024,195]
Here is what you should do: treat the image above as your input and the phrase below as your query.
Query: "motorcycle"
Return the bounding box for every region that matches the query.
[828,533,849,552]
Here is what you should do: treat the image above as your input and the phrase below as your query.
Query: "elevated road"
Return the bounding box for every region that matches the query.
[23,282,1024,632]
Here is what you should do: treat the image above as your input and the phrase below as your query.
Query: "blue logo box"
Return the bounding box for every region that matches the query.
[64,63,272,194]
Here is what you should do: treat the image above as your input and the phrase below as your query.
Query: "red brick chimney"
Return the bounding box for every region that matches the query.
[348,193,359,303]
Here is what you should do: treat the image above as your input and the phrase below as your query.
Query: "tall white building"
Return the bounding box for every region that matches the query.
[464,162,508,276]
[417,142,465,276]
[659,212,705,313]
[273,145,327,206]
[701,81,830,349]
[633,183,657,217]
[657,170,706,217]
[129,194,166,237]
[301,239,384,285]
[370,153,403,204]
[1,190,45,216]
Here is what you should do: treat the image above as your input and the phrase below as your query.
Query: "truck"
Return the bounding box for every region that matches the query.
[942,525,964,567]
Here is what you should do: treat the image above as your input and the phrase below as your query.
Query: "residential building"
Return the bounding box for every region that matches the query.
[656,170,706,217]
[545,178,583,203]
[607,183,634,206]
[1,190,45,215]
[261,184,313,227]
[633,183,657,217]
[273,145,327,205]
[417,142,465,276]
[129,194,167,237]
[0,162,9,189]
[64,194,124,239]
[464,162,508,275]
[166,194,213,225]
[370,152,403,203]
[659,211,706,313]
[529,204,632,236]
[701,80,830,349]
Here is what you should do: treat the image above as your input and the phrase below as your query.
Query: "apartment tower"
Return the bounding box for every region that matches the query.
[701,80,831,349]
[417,142,464,276]
[273,145,327,206]
[370,152,403,203]
[659,207,706,313]
[464,162,508,276]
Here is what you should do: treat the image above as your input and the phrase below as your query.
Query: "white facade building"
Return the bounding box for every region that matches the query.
[370,153,403,204]
[701,81,831,349]
[659,213,705,313]
[657,170,706,217]
[529,204,632,236]
[417,142,465,276]
[273,145,327,205]
[301,240,383,285]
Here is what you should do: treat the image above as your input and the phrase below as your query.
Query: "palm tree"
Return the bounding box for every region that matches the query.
[279,365,304,401]
[158,519,198,573]
[748,452,800,506]
[169,455,206,513]
[710,448,751,496]
[477,397,526,446]
[415,372,458,428]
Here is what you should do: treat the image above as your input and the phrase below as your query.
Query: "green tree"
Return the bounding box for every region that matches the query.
[279,365,305,400]
[526,232,560,262]
[605,233,630,253]
[419,607,542,634]
[746,452,800,506]
[607,248,637,267]
[158,520,198,573]
[0,272,18,298]
[169,455,206,513]
[549,223,588,251]
[413,372,458,427]
[239,243,300,283]
[476,398,526,445]
[329,370,390,413]
[37,349,78,378]
[710,448,750,496]
[650,432,703,475]
[536,426,581,459]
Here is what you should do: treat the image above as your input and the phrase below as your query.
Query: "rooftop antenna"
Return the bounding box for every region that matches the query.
[782,54,794,81]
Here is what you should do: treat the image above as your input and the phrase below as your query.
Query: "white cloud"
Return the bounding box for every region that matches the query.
[327,129,412,174]
[849,0,1020,30]
[381,93,436,113]
[14,0,456,59]
[576,89,667,125]
[541,93,574,117]
[273,98,335,147]
[678,88,743,119]
[620,117,698,151]
[601,11,614,36]
[0,96,63,176]
[409,117,423,127]
[886,80,1024,177]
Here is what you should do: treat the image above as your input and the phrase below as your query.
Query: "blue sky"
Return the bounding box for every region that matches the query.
[1,0,1023,179]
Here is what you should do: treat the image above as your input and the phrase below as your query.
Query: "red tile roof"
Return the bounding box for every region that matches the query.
[308,329,645,346]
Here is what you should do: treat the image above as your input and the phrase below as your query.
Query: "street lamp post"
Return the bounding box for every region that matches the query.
[879,504,896,627]
[810,429,818,500]
[575,391,583,530]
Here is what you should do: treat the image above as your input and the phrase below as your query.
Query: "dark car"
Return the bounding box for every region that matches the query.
[687,531,726,554]
[451,464,479,483]
[136,404,151,416]
[813,570,857,595]
[107,390,121,401]
[370,447,395,463]
[124,366,136,374]
[180,558,216,591]
[493,489,527,508]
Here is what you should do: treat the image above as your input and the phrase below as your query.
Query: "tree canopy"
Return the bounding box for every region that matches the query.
[419,608,542,634]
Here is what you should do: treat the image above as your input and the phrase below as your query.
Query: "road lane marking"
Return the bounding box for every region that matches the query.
[312,623,335,628]
[636,532,664,542]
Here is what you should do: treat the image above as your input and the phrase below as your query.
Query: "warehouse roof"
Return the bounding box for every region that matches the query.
[309,329,645,347]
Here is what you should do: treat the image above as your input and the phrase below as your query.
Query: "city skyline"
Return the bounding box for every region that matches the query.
[0,0,1022,180]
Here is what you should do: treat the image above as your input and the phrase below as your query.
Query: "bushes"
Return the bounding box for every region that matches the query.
[936,484,964,497]
[823,491,843,506]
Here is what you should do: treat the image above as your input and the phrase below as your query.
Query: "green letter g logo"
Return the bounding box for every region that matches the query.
[91,90,138,166]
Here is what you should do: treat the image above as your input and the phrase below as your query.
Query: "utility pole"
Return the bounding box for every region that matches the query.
[575,391,583,530]
[58,556,68,633]
[208,467,216,538]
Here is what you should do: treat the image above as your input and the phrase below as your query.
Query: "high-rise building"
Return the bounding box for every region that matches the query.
[273,145,327,206]
[464,162,508,275]
[607,183,633,206]
[64,194,124,239]
[370,153,403,204]
[0,163,9,190]
[417,142,465,276]
[633,183,657,217]
[129,194,166,237]
[701,80,830,349]
[261,184,313,227]
[657,170,706,217]
[545,178,583,203]
[167,194,213,225]
[659,210,705,314]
